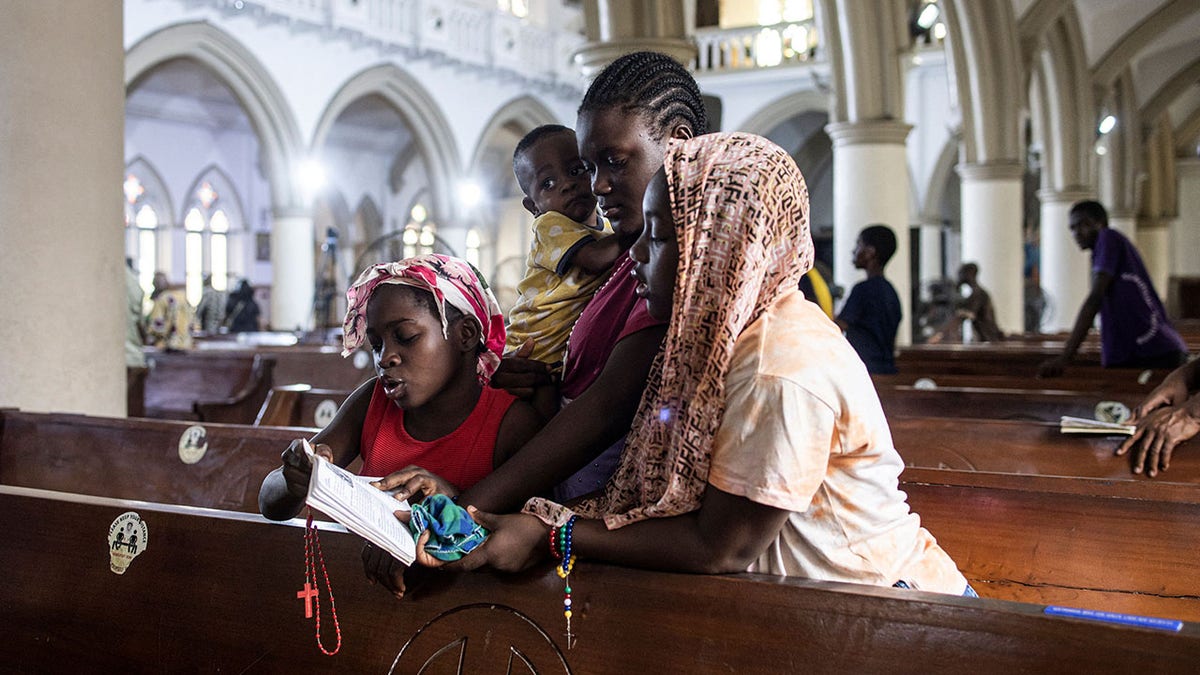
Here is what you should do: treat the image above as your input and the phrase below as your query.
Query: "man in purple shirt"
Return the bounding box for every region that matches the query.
[1039,200,1188,377]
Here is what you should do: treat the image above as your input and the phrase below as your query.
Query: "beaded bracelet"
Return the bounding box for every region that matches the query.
[554,515,578,649]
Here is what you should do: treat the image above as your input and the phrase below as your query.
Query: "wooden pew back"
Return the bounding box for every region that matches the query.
[256,384,353,428]
[878,385,1141,422]
[142,350,275,422]
[0,411,299,511]
[5,487,1196,673]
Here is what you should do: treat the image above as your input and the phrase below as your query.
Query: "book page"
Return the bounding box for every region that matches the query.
[303,442,415,565]
[1059,415,1135,436]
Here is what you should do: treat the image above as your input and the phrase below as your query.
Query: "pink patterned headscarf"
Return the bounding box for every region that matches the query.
[342,254,506,383]
[524,132,813,529]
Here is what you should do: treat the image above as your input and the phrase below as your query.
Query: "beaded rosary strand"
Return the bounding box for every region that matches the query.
[550,515,579,649]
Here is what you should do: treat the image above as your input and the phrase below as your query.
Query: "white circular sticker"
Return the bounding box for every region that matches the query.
[108,511,149,575]
[913,377,938,390]
[178,425,208,465]
[353,350,371,370]
[314,399,338,428]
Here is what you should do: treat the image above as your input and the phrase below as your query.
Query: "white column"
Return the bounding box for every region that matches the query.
[1108,211,1137,242]
[1171,158,1200,277]
[270,211,315,331]
[918,223,944,288]
[957,163,1025,335]
[827,121,914,346]
[1036,189,1093,332]
[1137,227,1170,303]
[0,2,125,416]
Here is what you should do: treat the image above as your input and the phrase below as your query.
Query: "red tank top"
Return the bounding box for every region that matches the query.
[359,380,517,491]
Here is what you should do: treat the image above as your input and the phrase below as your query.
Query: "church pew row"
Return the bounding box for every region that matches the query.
[874,370,1167,397]
[903,467,1200,623]
[196,339,376,391]
[256,384,352,428]
[3,410,1197,621]
[878,385,1142,422]
[3,486,1197,673]
[0,411,301,512]
[888,416,1200,481]
[140,350,275,423]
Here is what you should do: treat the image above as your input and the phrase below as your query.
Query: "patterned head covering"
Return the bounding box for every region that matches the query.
[525,132,813,528]
[342,254,506,384]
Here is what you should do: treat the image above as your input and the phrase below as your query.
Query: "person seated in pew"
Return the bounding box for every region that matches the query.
[1038,200,1188,378]
[927,263,1004,344]
[258,255,543,548]
[451,133,973,597]
[1117,357,1200,477]
[144,271,194,351]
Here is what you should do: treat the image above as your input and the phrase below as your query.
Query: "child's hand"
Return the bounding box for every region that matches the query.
[493,339,553,398]
[361,541,410,599]
[280,439,332,499]
[372,465,459,503]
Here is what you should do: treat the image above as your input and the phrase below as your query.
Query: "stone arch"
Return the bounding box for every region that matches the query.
[1091,0,1197,89]
[940,0,1024,164]
[1139,56,1200,130]
[311,64,461,227]
[737,90,832,136]
[921,137,961,226]
[1030,7,1092,192]
[125,21,304,212]
[467,95,559,177]
[1174,104,1200,155]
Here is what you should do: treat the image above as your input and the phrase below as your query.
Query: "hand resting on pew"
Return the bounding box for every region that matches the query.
[1117,359,1200,476]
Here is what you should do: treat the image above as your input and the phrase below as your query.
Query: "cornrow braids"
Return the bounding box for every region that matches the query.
[579,51,708,140]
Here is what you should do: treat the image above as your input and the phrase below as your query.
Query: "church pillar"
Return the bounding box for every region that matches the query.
[1170,158,1200,278]
[1108,210,1137,241]
[575,0,696,79]
[1036,188,1093,332]
[827,120,913,346]
[0,2,125,415]
[918,222,944,288]
[957,163,1025,335]
[270,210,315,331]
[1137,227,1170,302]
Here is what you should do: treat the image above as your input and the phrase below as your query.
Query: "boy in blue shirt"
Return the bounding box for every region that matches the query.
[836,224,901,374]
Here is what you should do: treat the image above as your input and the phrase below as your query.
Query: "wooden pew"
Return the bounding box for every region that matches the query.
[142,350,275,423]
[256,384,352,428]
[0,410,298,512]
[903,467,1200,624]
[878,385,1142,422]
[890,416,1200,480]
[6,411,1198,626]
[196,338,375,391]
[874,370,1167,397]
[4,486,1197,673]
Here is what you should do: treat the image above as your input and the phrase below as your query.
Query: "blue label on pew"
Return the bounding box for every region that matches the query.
[1044,605,1183,632]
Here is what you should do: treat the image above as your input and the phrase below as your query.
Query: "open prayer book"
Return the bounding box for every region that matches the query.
[1059,416,1136,436]
[303,440,416,566]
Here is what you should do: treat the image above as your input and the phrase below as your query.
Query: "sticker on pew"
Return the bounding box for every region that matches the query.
[178,425,208,464]
[314,400,338,428]
[108,512,148,575]
[353,350,371,370]
[1044,605,1183,632]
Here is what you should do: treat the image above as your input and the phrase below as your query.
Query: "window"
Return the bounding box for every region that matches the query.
[465,228,481,268]
[183,180,233,306]
[123,172,161,297]
[497,0,528,19]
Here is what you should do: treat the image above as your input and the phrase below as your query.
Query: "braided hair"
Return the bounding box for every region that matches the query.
[579,51,708,140]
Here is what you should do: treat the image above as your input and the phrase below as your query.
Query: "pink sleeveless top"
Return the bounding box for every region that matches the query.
[359,380,517,491]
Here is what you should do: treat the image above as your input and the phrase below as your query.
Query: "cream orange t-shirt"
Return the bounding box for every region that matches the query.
[708,291,967,594]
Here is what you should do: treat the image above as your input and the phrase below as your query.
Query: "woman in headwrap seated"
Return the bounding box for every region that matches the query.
[458,133,973,597]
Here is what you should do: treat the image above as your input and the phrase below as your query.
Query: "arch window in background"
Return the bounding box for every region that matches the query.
[123,172,161,297]
[183,181,231,306]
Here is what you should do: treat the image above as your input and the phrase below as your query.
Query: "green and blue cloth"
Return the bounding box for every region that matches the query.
[407,494,489,562]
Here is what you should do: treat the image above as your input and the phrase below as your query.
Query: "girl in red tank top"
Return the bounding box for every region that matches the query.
[258,255,542,528]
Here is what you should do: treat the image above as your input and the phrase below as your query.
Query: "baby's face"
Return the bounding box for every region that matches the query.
[520,132,597,224]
